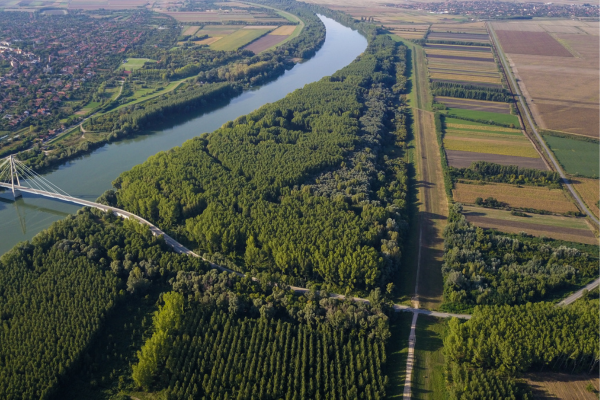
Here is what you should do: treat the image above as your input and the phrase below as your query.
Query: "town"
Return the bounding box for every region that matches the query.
[0,10,175,154]
[391,0,600,19]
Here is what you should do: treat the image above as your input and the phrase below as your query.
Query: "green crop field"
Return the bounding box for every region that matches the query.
[210,29,270,51]
[118,58,155,71]
[544,135,599,178]
[446,108,520,127]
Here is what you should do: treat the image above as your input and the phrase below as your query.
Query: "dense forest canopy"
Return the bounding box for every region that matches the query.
[106,34,411,293]
[444,299,599,398]
[0,208,210,399]
[131,271,392,399]
[442,203,598,310]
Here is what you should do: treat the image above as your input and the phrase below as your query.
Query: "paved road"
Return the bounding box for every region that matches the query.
[558,278,600,306]
[3,184,592,315]
[488,24,599,227]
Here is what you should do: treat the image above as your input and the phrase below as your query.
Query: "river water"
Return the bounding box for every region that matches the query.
[0,16,367,255]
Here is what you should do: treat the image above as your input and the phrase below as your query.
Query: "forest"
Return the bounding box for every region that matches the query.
[444,299,599,398]
[450,161,562,187]
[132,273,391,399]
[442,203,598,310]
[105,34,411,293]
[0,205,394,399]
[431,82,512,103]
[0,208,210,399]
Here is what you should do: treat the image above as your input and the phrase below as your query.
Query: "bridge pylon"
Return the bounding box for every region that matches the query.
[8,155,22,199]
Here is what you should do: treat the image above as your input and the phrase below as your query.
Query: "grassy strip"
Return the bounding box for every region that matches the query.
[412,316,448,400]
[434,112,453,200]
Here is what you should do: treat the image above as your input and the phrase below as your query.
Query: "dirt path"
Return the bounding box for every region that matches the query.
[409,44,446,310]
[414,107,447,310]
[402,312,419,399]
[400,43,449,400]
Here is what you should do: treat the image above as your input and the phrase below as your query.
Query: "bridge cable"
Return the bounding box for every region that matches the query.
[13,160,70,197]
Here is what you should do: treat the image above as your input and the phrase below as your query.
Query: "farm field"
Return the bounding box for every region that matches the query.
[389,25,429,40]
[495,30,573,57]
[446,150,548,170]
[243,34,287,53]
[462,205,596,245]
[118,57,154,71]
[491,20,599,137]
[526,372,600,400]
[182,25,200,36]
[543,135,599,178]
[427,32,489,43]
[442,116,544,168]
[453,182,579,214]
[194,36,223,45]
[436,97,510,114]
[163,11,287,24]
[209,28,271,51]
[327,4,468,24]
[425,42,504,89]
[242,22,300,53]
[270,25,297,35]
[445,108,519,126]
[571,177,600,218]
[444,136,539,158]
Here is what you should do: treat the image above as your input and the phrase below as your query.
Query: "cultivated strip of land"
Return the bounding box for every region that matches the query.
[489,23,600,227]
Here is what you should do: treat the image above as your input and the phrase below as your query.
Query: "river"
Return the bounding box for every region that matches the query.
[0,16,367,255]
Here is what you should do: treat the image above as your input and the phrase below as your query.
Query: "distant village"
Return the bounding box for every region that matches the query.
[392,1,600,19]
[0,11,158,138]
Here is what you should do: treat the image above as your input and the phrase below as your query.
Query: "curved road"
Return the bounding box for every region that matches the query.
[0,183,473,320]
[488,24,599,227]
[558,278,600,306]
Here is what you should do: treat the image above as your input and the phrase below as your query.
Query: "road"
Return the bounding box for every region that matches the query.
[403,313,419,398]
[0,182,474,321]
[488,23,599,227]
[558,278,600,306]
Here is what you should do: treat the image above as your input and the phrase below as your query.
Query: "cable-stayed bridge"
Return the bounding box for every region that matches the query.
[0,155,197,257]
[0,155,504,320]
[0,155,593,317]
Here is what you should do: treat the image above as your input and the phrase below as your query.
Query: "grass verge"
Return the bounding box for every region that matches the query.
[412,316,447,400]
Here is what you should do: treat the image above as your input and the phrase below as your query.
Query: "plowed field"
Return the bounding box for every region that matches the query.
[453,182,578,214]
[496,30,573,57]
[446,150,548,170]
[571,177,600,218]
